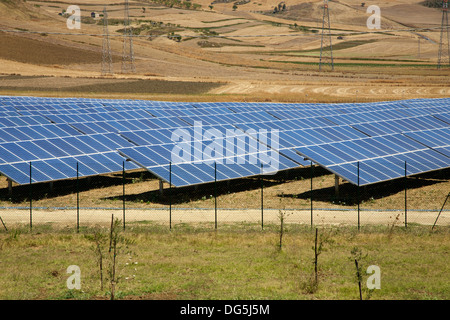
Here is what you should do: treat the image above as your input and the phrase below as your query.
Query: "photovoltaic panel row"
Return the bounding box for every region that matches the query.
[0,133,139,184]
[433,112,450,125]
[117,122,372,185]
[295,131,450,186]
[118,123,368,150]
[120,124,270,148]
[1,97,447,133]
[327,151,448,186]
[0,152,138,185]
[0,96,448,188]
[0,123,82,143]
[3,106,443,139]
[115,112,448,179]
[1,97,448,123]
[349,115,449,137]
[70,117,190,134]
[0,115,51,128]
[0,111,21,117]
[321,109,414,126]
[404,127,450,158]
[118,122,295,185]
[118,143,297,188]
[277,125,369,150]
[45,109,155,123]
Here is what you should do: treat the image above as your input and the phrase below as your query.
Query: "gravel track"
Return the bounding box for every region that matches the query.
[0,208,447,228]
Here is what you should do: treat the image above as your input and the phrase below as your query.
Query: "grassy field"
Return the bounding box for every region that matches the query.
[0,221,448,300]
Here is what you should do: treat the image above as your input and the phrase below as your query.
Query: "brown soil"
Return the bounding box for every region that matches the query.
[0,32,106,65]
[0,75,223,94]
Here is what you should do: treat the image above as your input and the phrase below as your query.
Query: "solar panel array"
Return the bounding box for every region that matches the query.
[0,95,449,188]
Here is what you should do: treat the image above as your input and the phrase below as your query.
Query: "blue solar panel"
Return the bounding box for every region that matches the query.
[329,149,449,186]
[295,132,450,186]
[432,112,450,125]
[0,96,448,187]
[118,132,295,187]
[0,132,139,184]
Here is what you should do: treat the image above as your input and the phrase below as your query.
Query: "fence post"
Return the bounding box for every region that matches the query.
[310,161,313,228]
[261,163,264,230]
[404,161,407,228]
[260,165,264,230]
[123,161,126,231]
[169,162,172,231]
[357,161,360,231]
[0,215,7,232]
[432,192,450,230]
[214,162,217,230]
[77,162,79,233]
[29,161,32,232]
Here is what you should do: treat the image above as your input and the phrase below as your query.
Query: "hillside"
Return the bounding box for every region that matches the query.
[0,0,448,101]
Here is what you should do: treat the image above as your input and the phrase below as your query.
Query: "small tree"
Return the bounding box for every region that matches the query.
[277,209,289,251]
[302,228,334,293]
[91,228,106,290]
[88,215,134,300]
[350,247,374,300]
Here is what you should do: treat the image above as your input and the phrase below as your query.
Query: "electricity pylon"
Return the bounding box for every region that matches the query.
[101,7,113,75]
[319,0,334,71]
[121,0,136,73]
[437,0,449,69]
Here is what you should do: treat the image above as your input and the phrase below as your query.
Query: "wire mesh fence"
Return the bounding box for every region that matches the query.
[0,161,449,232]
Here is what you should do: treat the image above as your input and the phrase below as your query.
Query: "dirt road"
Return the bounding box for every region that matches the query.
[0,207,447,228]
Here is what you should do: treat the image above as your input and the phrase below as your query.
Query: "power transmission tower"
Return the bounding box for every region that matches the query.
[122,0,136,73]
[417,37,421,59]
[319,0,334,71]
[101,7,113,75]
[437,0,449,69]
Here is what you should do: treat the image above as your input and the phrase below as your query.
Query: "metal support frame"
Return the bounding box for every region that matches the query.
[159,179,164,195]
[334,174,339,196]
[7,178,12,196]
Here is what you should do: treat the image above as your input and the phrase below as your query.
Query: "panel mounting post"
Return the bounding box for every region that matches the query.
[334,174,339,196]
[159,179,164,196]
[7,178,12,196]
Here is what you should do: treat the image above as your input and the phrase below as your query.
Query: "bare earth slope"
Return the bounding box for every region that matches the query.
[0,0,448,101]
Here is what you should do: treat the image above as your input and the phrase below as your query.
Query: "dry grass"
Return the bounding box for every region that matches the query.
[1,167,448,213]
[0,222,448,300]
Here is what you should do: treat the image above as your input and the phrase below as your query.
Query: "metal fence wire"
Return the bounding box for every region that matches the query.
[0,161,449,232]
